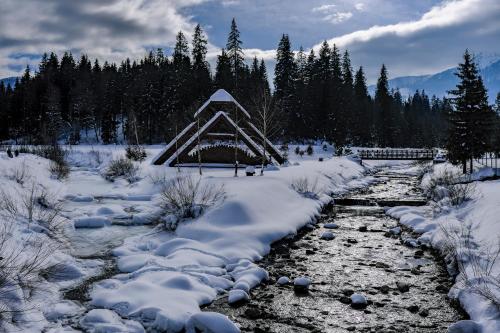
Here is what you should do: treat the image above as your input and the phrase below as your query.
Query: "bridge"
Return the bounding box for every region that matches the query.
[357,148,436,160]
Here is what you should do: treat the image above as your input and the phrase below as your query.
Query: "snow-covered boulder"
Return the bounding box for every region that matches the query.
[447,320,482,333]
[245,165,255,176]
[185,312,240,333]
[324,223,339,229]
[80,309,145,333]
[228,289,249,304]
[276,276,290,285]
[320,231,335,240]
[389,226,401,235]
[350,293,367,309]
[74,216,111,228]
[294,276,311,292]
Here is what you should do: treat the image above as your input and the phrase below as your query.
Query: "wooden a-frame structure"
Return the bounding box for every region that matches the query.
[152,89,284,167]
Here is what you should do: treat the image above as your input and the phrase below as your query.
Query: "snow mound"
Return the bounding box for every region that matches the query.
[185,312,240,333]
[320,231,335,240]
[323,223,339,229]
[74,216,111,228]
[447,320,482,333]
[294,276,311,287]
[228,289,249,304]
[80,309,145,333]
[350,293,367,306]
[276,276,290,285]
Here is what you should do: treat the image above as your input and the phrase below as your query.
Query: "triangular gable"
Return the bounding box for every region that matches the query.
[194,89,251,120]
[151,122,196,165]
[166,111,264,166]
[246,122,285,164]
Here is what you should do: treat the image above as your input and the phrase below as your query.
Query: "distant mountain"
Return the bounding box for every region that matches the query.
[369,59,500,104]
[0,77,18,88]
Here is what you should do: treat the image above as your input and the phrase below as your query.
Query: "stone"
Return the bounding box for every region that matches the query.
[379,285,390,294]
[276,276,290,285]
[358,226,368,232]
[350,293,368,309]
[447,320,482,333]
[419,309,429,317]
[320,231,336,240]
[407,305,419,313]
[396,281,410,293]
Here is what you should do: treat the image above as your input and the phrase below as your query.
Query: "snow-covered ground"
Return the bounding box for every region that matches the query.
[0,144,377,332]
[387,163,500,333]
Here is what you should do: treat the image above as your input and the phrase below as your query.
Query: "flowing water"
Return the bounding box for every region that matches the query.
[206,170,466,333]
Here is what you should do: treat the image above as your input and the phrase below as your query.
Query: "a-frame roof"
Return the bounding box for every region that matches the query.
[165,111,264,166]
[194,89,251,119]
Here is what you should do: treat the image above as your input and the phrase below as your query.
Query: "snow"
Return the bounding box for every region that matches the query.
[447,320,483,333]
[185,312,241,333]
[0,145,374,332]
[350,293,367,305]
[320,231,336,240]
[387,163,500,333]
[74,216,111,228]
[294,276,312,288]
[323,222,339,229]
[194,89,250,119]
[228,289,250,304]
[277,276,290,285]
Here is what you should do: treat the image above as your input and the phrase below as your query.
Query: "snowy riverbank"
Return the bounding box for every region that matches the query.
[0,145,376,332]
[387,163,500,333]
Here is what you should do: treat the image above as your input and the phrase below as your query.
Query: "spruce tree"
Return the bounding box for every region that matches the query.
[274,34,296,138]
[374,64,394,147]
[192,24,212,101]
[353,66,372,146]
[447,50,495,173]
[226,18,244,95]
[215,49,233,90]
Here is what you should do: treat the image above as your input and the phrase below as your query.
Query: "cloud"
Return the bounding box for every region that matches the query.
[0,0,211,77]
[312,4,337,13]
[323,11,353,24]
[354,3,365,11]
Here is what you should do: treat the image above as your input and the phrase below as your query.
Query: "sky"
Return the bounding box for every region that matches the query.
[1,0,500,84]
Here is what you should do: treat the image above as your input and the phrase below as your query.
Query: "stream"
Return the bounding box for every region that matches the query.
[206,169,467,332]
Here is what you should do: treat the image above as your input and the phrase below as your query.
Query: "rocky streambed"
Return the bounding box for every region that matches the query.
[206,170,467,332]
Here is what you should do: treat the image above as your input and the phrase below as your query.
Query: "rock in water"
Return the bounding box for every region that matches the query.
[276,276,290,285]
[350,293,368,309]
[228,289,249,304]
[321,232,335,240]
[447,320,482,333]
[396,281,410,293]
[324,223,339,229]
[294,276,311,292]
[186,312,240,333]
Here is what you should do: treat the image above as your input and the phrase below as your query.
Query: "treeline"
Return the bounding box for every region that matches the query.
[0,19,494,150]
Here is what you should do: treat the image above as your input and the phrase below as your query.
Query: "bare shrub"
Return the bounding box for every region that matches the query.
[126,145,147,162]
[160,175,225,220]
[0,223,55,323]
[291,177,321,199]
[8,161,30,185]
[440,223,500,310]
[149,170,169,186]
[0,183,66,239]
[425,169,476,206]
[49,160,70,180]
[89,148,103,165]
[104,157,139,183]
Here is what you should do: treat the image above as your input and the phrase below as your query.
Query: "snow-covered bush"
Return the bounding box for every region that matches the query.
[291,177,321,199]
[7,160,30,185]
[160,175,225,222]
[125,145,147,162]
[0,183,66,238]
[103,157,139,183]
[49,160,70,180]
[440,222,500,310]
[425,169,476,206]
[0,223,54,323]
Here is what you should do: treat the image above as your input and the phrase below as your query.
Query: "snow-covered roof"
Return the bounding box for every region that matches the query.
[194,89,251,119]
[166,111,263,166]
[151,122,196,165]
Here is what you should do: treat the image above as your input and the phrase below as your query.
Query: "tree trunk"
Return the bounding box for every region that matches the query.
[470,158,473,174]
[462,159,467,174]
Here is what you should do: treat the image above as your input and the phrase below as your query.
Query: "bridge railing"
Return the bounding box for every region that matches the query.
[357,149,435,160]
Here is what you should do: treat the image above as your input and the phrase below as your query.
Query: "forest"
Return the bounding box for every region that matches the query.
[0,19,498,151]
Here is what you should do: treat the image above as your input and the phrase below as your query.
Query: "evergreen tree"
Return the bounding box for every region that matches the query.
[215,49,233,90]
[353,66,372,146]
[374,64,394,147]
[447,50,495,173]
[191,24,212,101]
[273,34,296,138]
[226,18,244,95]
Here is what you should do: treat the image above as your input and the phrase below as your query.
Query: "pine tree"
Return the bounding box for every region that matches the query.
[226,18,244,96]
[274,34,296,138]
[215,49,233,90]
[374,64,394,147]
[447,50,495,173]
[353,66,372,146]
[192,24,212,101]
